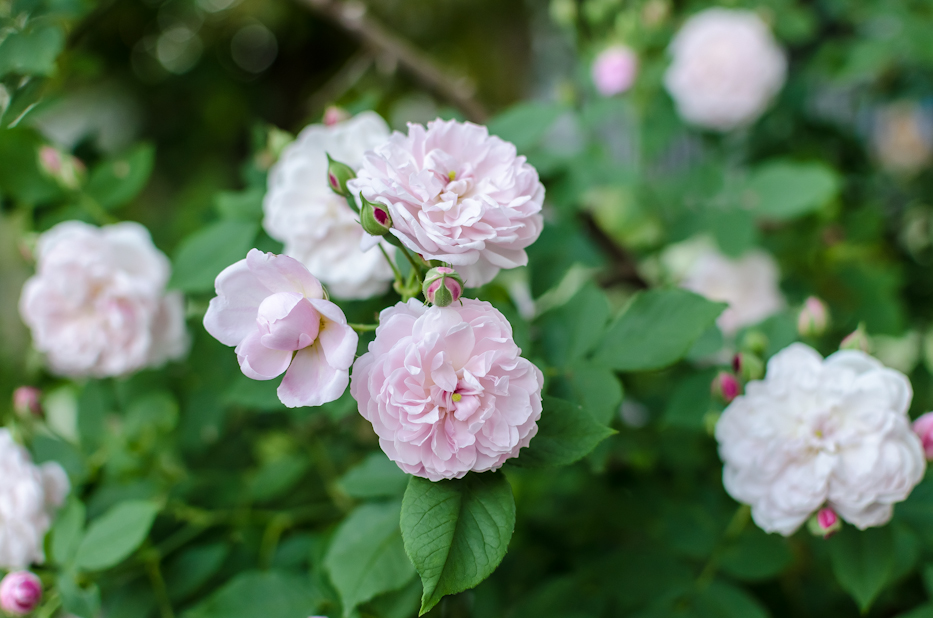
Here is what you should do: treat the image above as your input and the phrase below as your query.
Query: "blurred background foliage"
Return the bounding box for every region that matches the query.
[5,0,933,616]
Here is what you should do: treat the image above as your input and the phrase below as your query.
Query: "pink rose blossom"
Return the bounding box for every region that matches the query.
[0,571,41,615]
[349,119,545,287]
[203,249,358,408]
[913,412,933,460]
[592,45,638,96]
[351,298,544,481]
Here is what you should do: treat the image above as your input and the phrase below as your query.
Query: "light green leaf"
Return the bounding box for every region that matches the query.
[0,22,65,77]
[323,501,415,617]
[401,473,515,615]
[742,160,839,221]
[182,570,324,618]
[73,500,160,571]
[568,364,623,425]
[512,397,616,468]
[50,498,85,566]
[829,526,896,612]
[169,219,258,293]
[215,188,264,220]
[58,572,101,618]
[85,144,155,209]
[487,101,566,152]
[337,452,410,499]
[592,289,725,372]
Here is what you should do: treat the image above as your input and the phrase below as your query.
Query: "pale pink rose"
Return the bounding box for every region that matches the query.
[351,298,543,481]
[0,571,42,615]
[203,249,358,408]
[592,45,638,96]
[913,412,933,459]
[349,119,545,287]
[19,221,188,378]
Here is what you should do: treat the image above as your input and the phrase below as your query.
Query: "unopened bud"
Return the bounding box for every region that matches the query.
[913,412,933,460]
[711,371,741,404]
[798,296,829,337]
[326,154,356,197]
[0,571,42,615]
[740,331,768,356]
[422,267,463,307]
[360,196,392,236]
[840,324,870,353]
[12,387,41,418]
[38,145,85,190]
[732,353,764,382]
[323,106,350,126]
[807,507,841,539]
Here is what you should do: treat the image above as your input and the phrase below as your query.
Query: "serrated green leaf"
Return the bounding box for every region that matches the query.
[85,144,155,209]
[401,473,515,615]
[829,526,896,612]
[73,500,160,571]
[592,289,726,372]
[512,396,615,468]
[169,219,258,293]
[324,501,415,617]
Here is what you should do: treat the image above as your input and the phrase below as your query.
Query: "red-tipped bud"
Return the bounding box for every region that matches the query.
[732,352,764,382]
[326,154,356,197]
[38,145,85,190]
[360,196,393,236]
[422,267,463,307]
[711,371,741,404]
[12,387,41,418]
[798,296,829,337]
[807,507,841,539]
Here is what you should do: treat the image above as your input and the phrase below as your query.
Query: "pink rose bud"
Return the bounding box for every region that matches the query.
[591,45,638,96]
[711,371,741,404]
[798,296,829,337]
[323,106,350,126]
[732,352,764,382]
[12,387,42,418]
[422,267,463,307]
[839,324,870,353]
[0,571,42,615]
[38,145,62,175]
[913,412,933,460]
[807,507,841,539]
[326,154,356,197]
[38,145,85,190]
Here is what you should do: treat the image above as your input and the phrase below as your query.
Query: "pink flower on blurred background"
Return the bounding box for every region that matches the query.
[591,45,638,96]
[19,221,188,378]
[204,249,358,408]
[12,387,41,418]
[349,119,545,287]
[0,429,69,568]
[716,343,925,535]
[664,8,786,131]
[263,111,395,300]
[912,412,933,460]
[351,298,543,481]
[0,571,42,615]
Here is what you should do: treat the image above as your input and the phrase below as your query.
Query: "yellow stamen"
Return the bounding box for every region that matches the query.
[448,170,456,181]
[451,393,462,402]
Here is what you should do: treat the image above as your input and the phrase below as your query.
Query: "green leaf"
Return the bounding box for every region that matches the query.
[58,572,101,618]
[694,580,769,618]
[215,188,264,220]
[898,604,933,618]
[568,364,623,425]
[829,525,896,612]
[337,452,410,499]
[742,160,839,221]
[719,527,793,582]
[248,454,309,503]
[73,500,160,571]
[512,396,616,468]
[401,473,516,615]
[50,498,85,566]
[662,370,716,430]
[164,543,230,602]
[85,144,155,209]
[0,127,62,203]
[169,219,258,293]
[124,391,179,441]
[323,501,415,617]
[182,570,324,618]
[592,289,726,372]
[0,22,65,77]
[487,101,566,152]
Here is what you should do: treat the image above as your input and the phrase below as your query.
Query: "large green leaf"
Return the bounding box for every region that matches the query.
[487,101,566,152]
[592,289,725,372]
[85,144,155,209]
[512,397,615,468]
[742,160,839,221]
[829,526,896,612]
[50,498,85,566]
[401,473,515,615]
[182,570,323,618]
[0,22,65,77]
[324,501,415,617]
[694,580,769,618]
[73,500,160,571]
[337,452,410,499]
[169,219,258,293]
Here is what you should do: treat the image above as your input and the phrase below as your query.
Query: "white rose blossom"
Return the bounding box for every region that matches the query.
[664,8,787,131]
[19,221,188,378]
[263,111,395,300]
[716,343,926,536]
[0,429,69,569]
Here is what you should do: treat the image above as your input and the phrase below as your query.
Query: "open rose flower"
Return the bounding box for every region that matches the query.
[716,343,925,535]
[351,298,543,480]
[263,111,395,299]
[349,119,545,287]
[19,221,188,378]
[203,249,358,408]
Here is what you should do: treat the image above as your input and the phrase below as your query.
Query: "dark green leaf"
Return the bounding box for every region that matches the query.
[568,364,623,425]
[401,473,515,615]
[512,396,615,468]
[662,370,716,430]
[248,454,309,503]
[592,289,725,372]
[182,570,324,618]
[169,219,258,293]
[165,543,230,602]
[829,525,896,612]
[694,580,769,618]
[0,127,62,203]
[337,452,410,499]
[85,144,155,209]
[719,527,793,582]
[73,500,160,571]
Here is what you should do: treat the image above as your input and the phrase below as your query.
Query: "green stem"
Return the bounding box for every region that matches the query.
[146,558,175,618]
[397,243,425,277]
[34,592,61,618]
[695,504,750,591]
[378,243,403,284]
[259,513,292,570]
[349,323,378,332]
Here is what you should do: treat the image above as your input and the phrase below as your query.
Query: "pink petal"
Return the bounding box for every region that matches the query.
[235,330,292,379]
[307,299,358,369]
[203,258,270,346]
[257,293,321,351]
[246,249,324,299]
[278,344,350,408]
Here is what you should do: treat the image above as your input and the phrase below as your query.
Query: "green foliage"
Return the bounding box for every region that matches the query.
[170,220,259,293]
[182,570,324,618]
[73,501,160,571]
[829,526,897,612]
[512,397,616,468]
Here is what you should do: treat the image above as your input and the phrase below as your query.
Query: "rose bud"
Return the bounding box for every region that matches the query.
[732,352,764,382]
[12,387,41,418]
[326,154,356,197]
[323,106,350,126]
[38,145,85,190]
[0,571,42,615]
[840,324,870,353]
[913,412,933,460]
[798,296,829,337]
[360,196,393,236]
[422,267,463,307]
[711,371,741,404]
[592,45,638,97]
[806,507,841,539]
